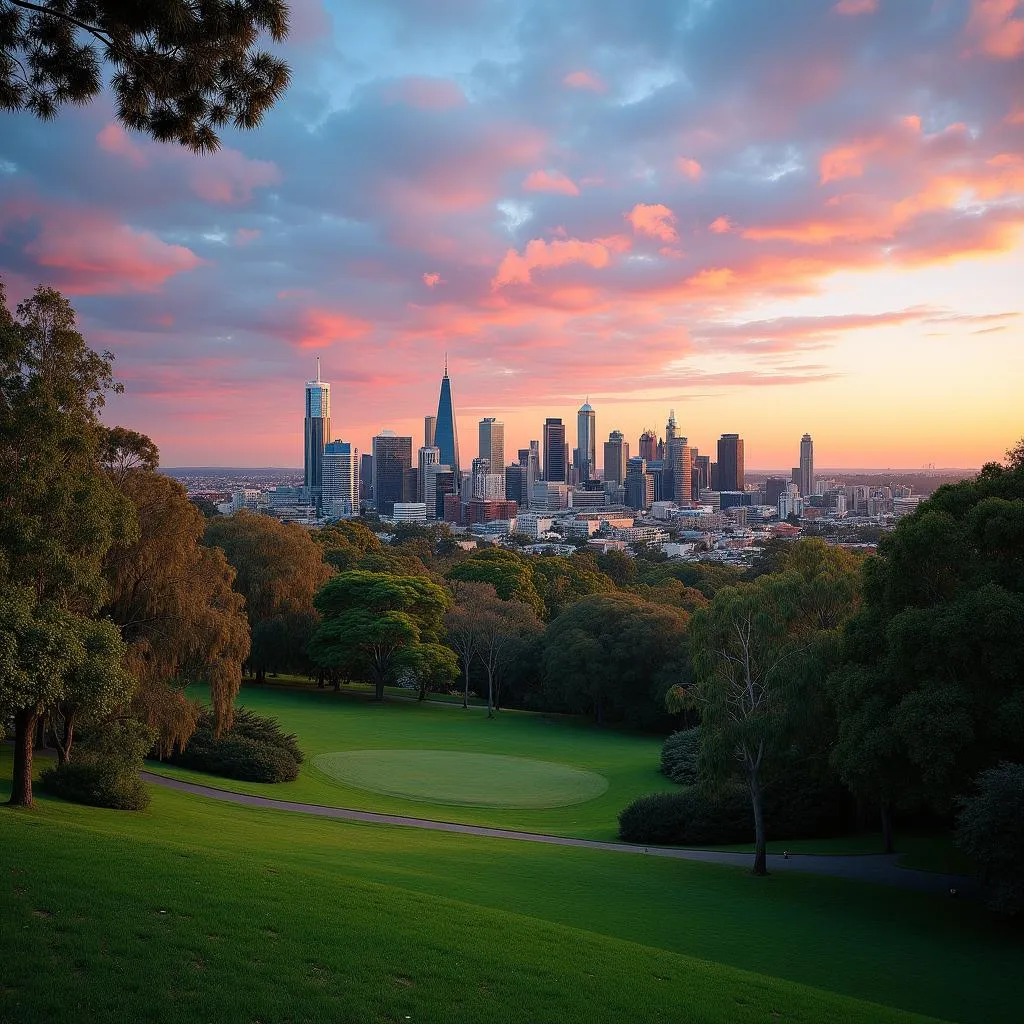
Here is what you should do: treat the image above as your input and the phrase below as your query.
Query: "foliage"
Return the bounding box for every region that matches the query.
[41,720,152,810]
[955,762,1024,916]
[475,590,543,716]
[0,0,290,151]
[661,728,700,785]
[169,707,302,783]
[190,496,221,518]
[543,593,689,727]
[310,571,452,700]
[530,554,616,619]
[316,519,384,571]
[444,580,493,707]
[448,548,545,617]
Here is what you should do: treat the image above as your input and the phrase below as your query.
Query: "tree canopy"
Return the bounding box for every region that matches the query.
[0,0,291,151]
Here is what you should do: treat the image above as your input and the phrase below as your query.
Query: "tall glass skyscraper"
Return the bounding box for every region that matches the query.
[542,418,566,482]
[304,358,330,511]
[799,433,814,496]
[717,433,745,492]
[322,440,358,517]
[576,401,596,481]
[434,361,460,480]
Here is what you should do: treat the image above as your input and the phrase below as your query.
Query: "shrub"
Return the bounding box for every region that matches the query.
[168,708,303,782]
[42,721,153,811]
[660,728,700,785]
[955,762,1024,916]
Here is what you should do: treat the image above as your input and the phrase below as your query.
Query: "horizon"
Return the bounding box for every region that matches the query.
[3,0,1022,468]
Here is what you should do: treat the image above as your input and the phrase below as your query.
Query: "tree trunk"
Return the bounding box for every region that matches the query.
[418,679,427,701]
[750,772,768,876]
[880,801,894,855]
[486,667,494,719]
[53,712,75,767]
[9,708,39,808]
[34,715,47,751]
[462,659,470,709]
[373,674,386,701]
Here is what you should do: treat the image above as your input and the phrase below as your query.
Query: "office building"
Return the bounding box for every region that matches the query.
[434,359,460,479]
[543,418,567,482]
[625,457,655,511]
[322,440,359,518]
[359,452,373,503]
[391,503,428,523]
[665,409,678,443]
[603,430,628,486]
[665,436,693,503]
[505,464,527,506]
[693,452,711,494]
[799,433,814,496]
[639,429,658,464]
[303,358,330,511]
[424,464,456,520]
[765,476,789,506]
[576,401,596,481]
[531,481,571,510]
[424,415,436,450]
[716,433,744,492]
[471,457,505,500]
[417,446,440,503]
[479,417,505,476]
[371,431,412,517]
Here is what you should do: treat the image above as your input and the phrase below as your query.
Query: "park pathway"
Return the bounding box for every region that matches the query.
[142,772,976,897]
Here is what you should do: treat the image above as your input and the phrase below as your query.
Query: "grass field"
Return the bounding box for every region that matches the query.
[144,683,676,839]
[3,750,1023,1024]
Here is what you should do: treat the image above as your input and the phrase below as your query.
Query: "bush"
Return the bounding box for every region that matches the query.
[619,772,848,845]
[42,721,152,811]
[168,708,303,782]
[661,728,700,785]
[955,762,1024,916]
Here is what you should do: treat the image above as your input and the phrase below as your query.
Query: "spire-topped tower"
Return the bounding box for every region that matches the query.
[304,360,331,512]
[434,359,460,479]
[666,408,678,442]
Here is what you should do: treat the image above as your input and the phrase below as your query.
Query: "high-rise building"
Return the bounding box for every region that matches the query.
[371,431,412,517]
[665,437,693,503]
[434,360,460,480]
[693,452,711,494]
[576,401,596,481]
[799,433,814,497]
[424,464,455,520]
[322,440,358,518]
[471,457,504,500]
[603,430,628,486]
[518,444,540,497]
[505,464,527,506]
[639,430,658,463]
[417,445,440,503]
[716,433,744,492]
[359,452,373,503]
[424,415,437,450]
[542,418,566,482]
[304,358,330,510]
[479,418,505,476]
[625,456,655,511]
[765,476,789,506]
[665,409,678,443]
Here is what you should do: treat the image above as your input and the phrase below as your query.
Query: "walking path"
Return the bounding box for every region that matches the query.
[142,772,976,896]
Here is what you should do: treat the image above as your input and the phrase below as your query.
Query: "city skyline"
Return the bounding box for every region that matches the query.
[2,1,1021,470]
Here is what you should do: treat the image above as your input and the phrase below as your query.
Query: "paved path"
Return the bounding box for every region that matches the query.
[142,772,976,897]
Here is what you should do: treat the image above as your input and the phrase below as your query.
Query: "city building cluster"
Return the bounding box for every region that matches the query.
[217,363,924,565]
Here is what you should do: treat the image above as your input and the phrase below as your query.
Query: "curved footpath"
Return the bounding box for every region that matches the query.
[142,772,976,897]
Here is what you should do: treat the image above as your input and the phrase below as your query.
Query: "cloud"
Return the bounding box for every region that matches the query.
[676,157,703,180]
[964,0,1024,59]
[523,169,580,195]
[422,272,443,288]
[378,76,467,110]
[819,136,885,183]
[709,216,733,234]
[234,228,261,246]
[96,124,148,168]
[289,307,372,349]
[563,70,605,91]
[833,0,878,15]
[491,237,614,288]
[626,203,678,242]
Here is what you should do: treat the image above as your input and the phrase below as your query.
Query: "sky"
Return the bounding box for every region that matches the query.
[1,0,1022,470]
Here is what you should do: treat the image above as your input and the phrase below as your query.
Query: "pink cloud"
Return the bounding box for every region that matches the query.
[234,228,260,246]
[491,237,613,289]
[820,136,886,183]
[833,0,878,14]
[422,272,443,288]
[380,76,467,110]
[188,150,281,204]
[523,169,580,196]
[96,124,149,168]
[964,0,1024,59]
[709,216,733,234]
[563,70,605,92]
[626,203,679,242]
[676,157,703,180]
[292,308,372,349]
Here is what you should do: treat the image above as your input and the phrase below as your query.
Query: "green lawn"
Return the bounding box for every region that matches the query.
[3,755,1023,1023]
[144,684,677,839]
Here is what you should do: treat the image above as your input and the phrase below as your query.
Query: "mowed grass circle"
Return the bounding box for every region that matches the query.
[313,749,609,809]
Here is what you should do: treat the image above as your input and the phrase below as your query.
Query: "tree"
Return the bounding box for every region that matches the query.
[476,592,542,718]
[447,548,545,618]
[531,555,615,620]
[205,510,332,681]
[1,0,290,151]
[405,643,459,702]
[444,581,493,708]
[100,457,250,753]
[316,519,384,571]
[543,593,689,727]
[0,282,136,805]
[190,495,221,518]
[309,571,452,701]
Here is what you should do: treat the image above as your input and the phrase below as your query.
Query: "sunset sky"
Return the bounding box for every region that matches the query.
[1,0,1022,470]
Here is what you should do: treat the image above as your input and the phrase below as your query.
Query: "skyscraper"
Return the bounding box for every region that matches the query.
[603,430,628,486]
[799,433,814,497]
[576,401,596,481]
[434,360,460,480]
[372,431,413,517]
[542,418,566,482]
[716,433,745,492]
[665,436,693,502]
[424,415,436,450]
[639,429,658,463]
[479,417,505,475]
[665,409,678,443]
[625,456,655,511]
[417,445,440,503]
[322,440,358,518]
[304,358,330,510]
